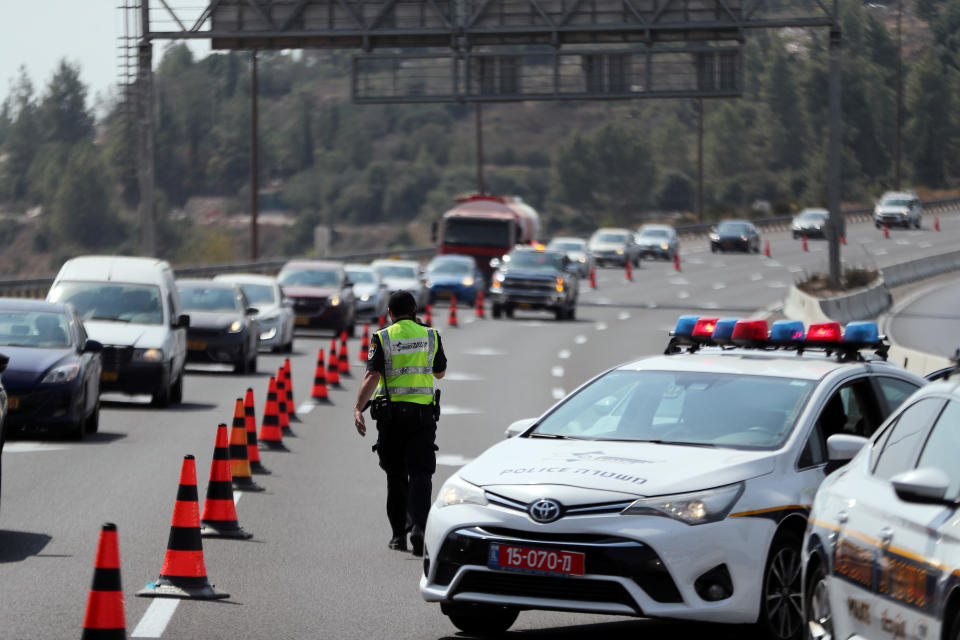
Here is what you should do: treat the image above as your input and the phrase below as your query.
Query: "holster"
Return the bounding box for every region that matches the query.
[369,395,393,421]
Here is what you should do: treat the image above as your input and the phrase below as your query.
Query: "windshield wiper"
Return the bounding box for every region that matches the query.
[528,432,571,439]
[91,316,130,322]
[636,439,717,448]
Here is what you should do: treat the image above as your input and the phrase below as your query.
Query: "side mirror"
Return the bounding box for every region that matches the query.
[505,417,537,438]
[826,434,868,462]
[489,258,501,269]
[245,307,259,316]
[175,314,190,329]
[82,339,103,353]
[343,278,353,288]
[0,352,8,374]
[282,297,294,307]
[891,468,951,504]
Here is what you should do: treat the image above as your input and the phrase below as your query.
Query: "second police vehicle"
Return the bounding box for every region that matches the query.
[420,317,924,639]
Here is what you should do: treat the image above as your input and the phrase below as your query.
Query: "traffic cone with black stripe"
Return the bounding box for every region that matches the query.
[589,266,597,289]
[764,240,771,257]
[327,338,341,388]
[338,331,351,376]
[475,290,485,319]
[448,296,458,327]
[625,259,633,282]
[136,455,229,599]
[278,365,297,429]
[802,234,809,251]
[243,388,270,475]
[258,376,288,451]
[310,348,330,403]
[283,358,300,421]
[935,216,941,231]
[275,369,294,437]
[377,314,386,330]
[82,523,126,639]
[230,400,264,492]
[200,423,253,538]
[358,324,370,362]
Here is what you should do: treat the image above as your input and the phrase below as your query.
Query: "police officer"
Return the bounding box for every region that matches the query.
[354,290,446,556]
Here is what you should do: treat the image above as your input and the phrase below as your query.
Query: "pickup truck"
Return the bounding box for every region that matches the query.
[488,247,579,320]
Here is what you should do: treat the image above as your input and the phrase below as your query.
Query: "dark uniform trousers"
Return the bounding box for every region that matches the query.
[375,402,437,537]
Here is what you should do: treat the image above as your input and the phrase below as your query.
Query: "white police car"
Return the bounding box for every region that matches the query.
[804,366,960,640]
[421,317,925,639]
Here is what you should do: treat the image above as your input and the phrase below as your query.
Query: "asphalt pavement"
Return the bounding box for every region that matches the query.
[2,212,960,639]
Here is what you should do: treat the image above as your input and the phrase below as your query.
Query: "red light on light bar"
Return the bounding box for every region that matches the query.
[692,317,720,338]
[731,319,768,341]
[807,322,842,342]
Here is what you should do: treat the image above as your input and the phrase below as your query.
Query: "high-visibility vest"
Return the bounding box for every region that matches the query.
[375,319,438,405]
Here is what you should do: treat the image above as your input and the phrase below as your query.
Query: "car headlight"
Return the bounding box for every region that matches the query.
[461,276,474,287]
[621,483,744,525]
[435,475,488,508]
[133,348,164,362]
[660,242,669,250]
[615,248,624,255]
[360,294,371,302]
[425,279,434,288]
[494,273,506,283]
[578,256,586,263]
[555,276,564,293]
[228,320,243,333]
[330,296,341,306]
[42,363,80,384]
[260,327,278,341]
[709,233,719,241]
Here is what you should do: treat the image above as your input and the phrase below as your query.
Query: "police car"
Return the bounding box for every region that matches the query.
[420,317,925,639]
[804,365,960,640]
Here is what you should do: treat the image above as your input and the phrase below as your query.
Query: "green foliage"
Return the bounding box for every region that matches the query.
[50,143,126,249]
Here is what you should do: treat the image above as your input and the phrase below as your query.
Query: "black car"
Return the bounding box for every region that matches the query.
[488,248,579,320]
[791,208,829,239]
[176,280,259,374]
[0,299,102,439]
[709,219,761,253]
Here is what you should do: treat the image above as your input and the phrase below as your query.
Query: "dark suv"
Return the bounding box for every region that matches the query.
[488,248,579,320]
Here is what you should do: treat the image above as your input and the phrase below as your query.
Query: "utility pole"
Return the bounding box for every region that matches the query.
[894,0,903,191]
[475,103,485,194]
[137,0,156,257]
[697,98,704,223]
[828,26,843,288]
[250,51,259,261]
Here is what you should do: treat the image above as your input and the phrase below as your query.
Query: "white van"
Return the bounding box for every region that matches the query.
[47,256,189,406]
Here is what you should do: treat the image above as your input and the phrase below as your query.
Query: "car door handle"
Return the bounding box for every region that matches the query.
[879,527,893,546]
[836,510,848,524]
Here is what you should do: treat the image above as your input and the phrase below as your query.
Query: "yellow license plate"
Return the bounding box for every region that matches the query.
[7,396,19,409]
[101,371,118,382]
[517,303,533,309]
[187,340,207,350]
[295,316,311,326]
[435,291,452,299]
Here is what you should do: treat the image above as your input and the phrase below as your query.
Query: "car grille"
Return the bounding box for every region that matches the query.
[189,328,230,338]
[7,388,55,412]
[101,346,133,369]
[502,277,555,292]
[293,298,327,313]
[454,572,638,610]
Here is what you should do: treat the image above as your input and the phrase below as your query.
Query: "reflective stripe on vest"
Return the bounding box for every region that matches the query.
[376,320,437,405]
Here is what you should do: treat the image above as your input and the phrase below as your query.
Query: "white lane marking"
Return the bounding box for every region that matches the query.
[574,335,588,345]
[767,281,788,289]
[436,454,474,467]
[919,241,933,248]
[594,297,613,304]
[702,302,719,309]
[517,321,548,327]
[186,363,234,373]
[895,239,910,245]
[444,372,484,381]
[558,350,571,360]
[765,260,783,268]
[789,266,804,273]
[595,322,608,331]
[669,277,689,285]
[750,273,763,281]
[298,402,315,415]
[4,442,71,453]
[688,258,704,265]
[617,311,631,321]
[677,291,690,299]
[552,388,566,400]
[101,393,153,404]
[131,599,180,638]
[711,282,726,290]
[551,366,564,377]
[873,248,888,256]
[464,347,505,356]
[442,406,481,415]
[712,261,726,268]
[234,491,242,505]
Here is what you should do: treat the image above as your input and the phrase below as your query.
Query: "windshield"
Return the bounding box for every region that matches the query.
[49,282,164,325]
[279,269,341,287]
[180,287,242,313]
[547,240,585,251]
[507,251,565,271]
[530,369,815,449]
[238,284,275,305]
[376,264,418,279]
[798,211,828,221]
[444,218,511,248]
[593,232,629,243]
[717,222,751,234]
[427,260,471,275]
[639,229,671,238]
[881,198,911,207]
[346,270,376,284]
[0,310,72,348]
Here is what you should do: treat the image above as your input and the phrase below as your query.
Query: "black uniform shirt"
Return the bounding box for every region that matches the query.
[367,323,447,375]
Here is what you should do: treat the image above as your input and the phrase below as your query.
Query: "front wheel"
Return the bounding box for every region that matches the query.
[805,559,833,640]
[442,603,519,636]
[170,372,183,404]
[85,401,100,434]
[758,530,804,640]
[492,303,502,319]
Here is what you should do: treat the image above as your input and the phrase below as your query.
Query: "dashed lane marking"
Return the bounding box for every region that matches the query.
[711,282,726,290]
[298,402,315,415]
[574,335,588,345]
[594,297,613,304]
[4,442,71,453]
[552,388,566,400]
[873,248,888,256]
[895,239,911,245]
[131,599,179,638]
[442,406,482,415]
[669,277,689,285]
[677,291,690,299]
[444,372,484,381]
[789,266,804,273]
[765,260,783,267]
[558,350,571,359]
[920,241,933,248]
[551,366,564,377]
[617,311,631,320]
[464,347,506,356]
[436,454,474,467]
[595,322,608,331]
[767,281,788,289]
[234,491,242,505]
[750,273,763,281]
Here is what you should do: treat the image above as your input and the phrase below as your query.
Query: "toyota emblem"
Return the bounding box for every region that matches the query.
[528,498,562,523]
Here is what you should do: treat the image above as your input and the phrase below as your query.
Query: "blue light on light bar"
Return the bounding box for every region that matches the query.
[674,315,700,337]
[711,318,740,343]
[843,321,880,343]
[770,320,805,342]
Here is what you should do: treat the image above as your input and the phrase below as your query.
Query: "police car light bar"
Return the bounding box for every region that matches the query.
[665,316,887,360]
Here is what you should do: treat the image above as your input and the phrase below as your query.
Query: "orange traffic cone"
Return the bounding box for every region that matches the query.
[625,259,633,282]
[840,235,847,245]
[230,401,264,491]
[764,240,771,257]
[275,367,294,437]
[448,296,459,327]
[310,348,330,403]
[377,314,386,329]
[424,305,432,327]
[883,223,890,238]
[673,252,681,272]
[338,331,350,376]
[200,423,253,538]
[243,388,270,475]
[589,266,597,289]
[258,377,287,451]
[358,324,370,361]
[935,216,941,231]
[82,523,126,639]
[802,234,809,251]
[136,455,229,599]
[327,338,341,387]
[283,358,299,421]
[475,290,485,319]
